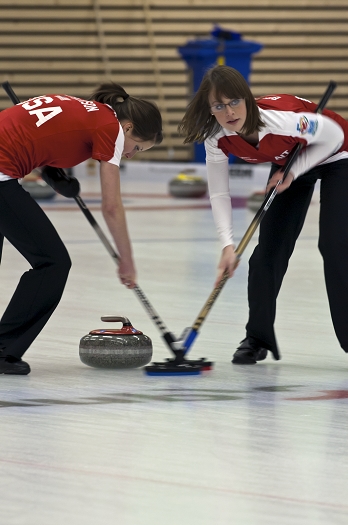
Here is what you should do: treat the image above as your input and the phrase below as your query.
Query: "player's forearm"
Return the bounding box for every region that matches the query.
[99,160,134,262]
[102,203,133,262]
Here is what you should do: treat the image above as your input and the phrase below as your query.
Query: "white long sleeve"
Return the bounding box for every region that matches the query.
[206,152,234,248]
[290,114,344,178]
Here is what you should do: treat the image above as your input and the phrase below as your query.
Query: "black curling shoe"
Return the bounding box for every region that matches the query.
[232,337,268,365]
[0,356,31,375]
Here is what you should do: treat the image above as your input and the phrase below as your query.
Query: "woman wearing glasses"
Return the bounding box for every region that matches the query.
[179,65,348,365]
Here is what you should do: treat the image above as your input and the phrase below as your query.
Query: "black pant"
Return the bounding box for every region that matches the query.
[0,179,71,359]
[246,159,348,358]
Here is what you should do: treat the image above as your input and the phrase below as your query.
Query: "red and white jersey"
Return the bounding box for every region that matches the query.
[0,94,124,180]
[204,94,348,248]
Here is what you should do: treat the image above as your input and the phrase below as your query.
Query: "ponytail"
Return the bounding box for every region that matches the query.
[90,82,163,144]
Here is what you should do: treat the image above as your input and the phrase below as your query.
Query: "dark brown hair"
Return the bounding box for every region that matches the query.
[178,65,264,143]
[90,82,163,145]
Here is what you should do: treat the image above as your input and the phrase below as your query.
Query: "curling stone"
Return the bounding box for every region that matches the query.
[21,170,56,200]
[169,172,207,198]
[247,191,265,212]
[79,315,153,369]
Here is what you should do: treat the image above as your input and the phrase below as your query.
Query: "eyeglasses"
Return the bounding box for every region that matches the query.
[210,99,242,113]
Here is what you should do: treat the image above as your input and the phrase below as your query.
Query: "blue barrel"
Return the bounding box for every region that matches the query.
[178,27,263,162]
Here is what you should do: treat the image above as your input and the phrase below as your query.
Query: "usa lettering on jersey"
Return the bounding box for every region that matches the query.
[20,94,100,128]
[21,96,62,128]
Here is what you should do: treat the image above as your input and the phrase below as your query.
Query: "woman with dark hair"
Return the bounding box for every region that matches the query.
[179,65,348,365]
[0,82,162,374]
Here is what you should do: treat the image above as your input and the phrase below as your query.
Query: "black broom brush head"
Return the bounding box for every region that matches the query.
[144,358,213,376]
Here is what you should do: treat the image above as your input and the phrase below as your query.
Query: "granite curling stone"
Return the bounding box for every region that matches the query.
[246,191,266,212]
[169,172,207,198]
[79,316,153,369]
[21,171,56,200]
